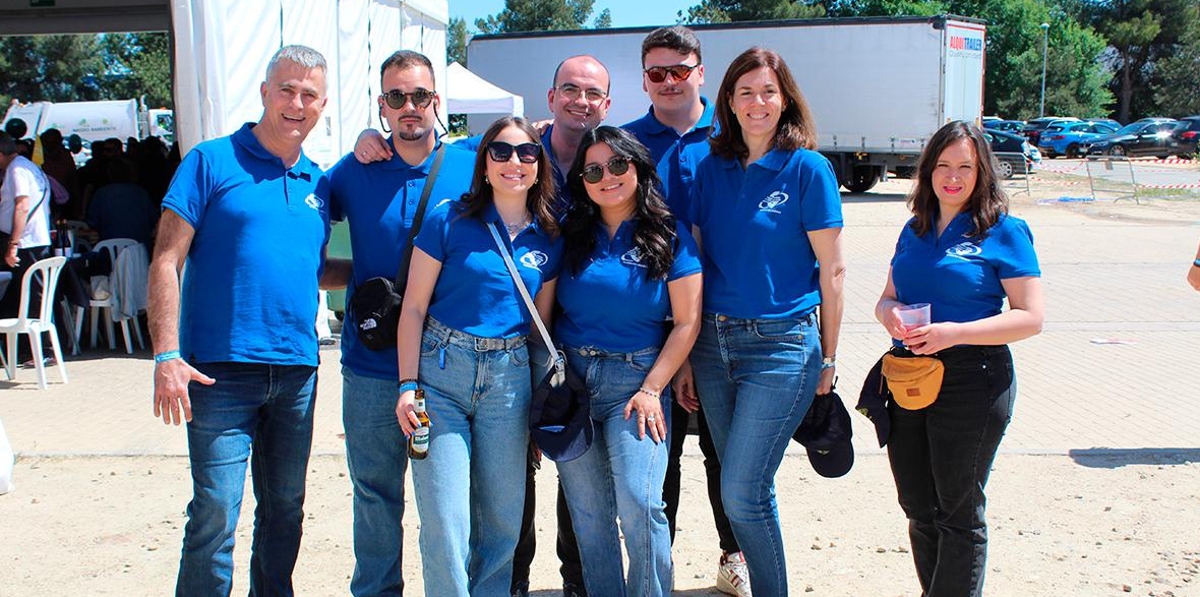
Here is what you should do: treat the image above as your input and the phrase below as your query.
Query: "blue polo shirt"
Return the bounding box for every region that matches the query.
[890,212,1040,337]
[329,140,475,379]
[556,220,701,352]
[163,122,330,366]
[623,98,715,223]
[414,201,563,338]
[688,148,843,319]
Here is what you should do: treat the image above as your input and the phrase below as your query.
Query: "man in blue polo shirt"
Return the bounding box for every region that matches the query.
[148,45,332,597]
[323,50,474,597]
[622,26,751,597]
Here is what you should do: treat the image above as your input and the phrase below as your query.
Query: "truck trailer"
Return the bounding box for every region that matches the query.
[466,15,986,192]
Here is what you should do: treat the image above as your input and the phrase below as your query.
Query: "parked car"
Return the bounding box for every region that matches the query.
[984,129,1041,178]
[983,119,1025,133]
[1038,121,1118,158]
[1085,120,1181,157]
[1086,117,1121,129]
[1023,116,1080,146]
[1172,116,1200,155]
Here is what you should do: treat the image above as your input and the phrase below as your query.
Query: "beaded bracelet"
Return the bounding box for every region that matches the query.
[637,387,661,400]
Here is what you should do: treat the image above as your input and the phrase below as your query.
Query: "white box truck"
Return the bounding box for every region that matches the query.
[466,15,986,192]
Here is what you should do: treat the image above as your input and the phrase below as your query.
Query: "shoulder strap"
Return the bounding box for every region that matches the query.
[487,222,557,355]
[393,144,446,288]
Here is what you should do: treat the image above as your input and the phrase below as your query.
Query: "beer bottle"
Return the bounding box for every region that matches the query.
[408,388,431,460]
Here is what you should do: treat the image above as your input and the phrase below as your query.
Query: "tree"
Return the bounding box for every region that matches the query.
[448,17,469,66]
[594,8,613,28]
[1155,22,1200,116]
[679,0,824,23]
[0,33,172,110]
[476,0,600,34]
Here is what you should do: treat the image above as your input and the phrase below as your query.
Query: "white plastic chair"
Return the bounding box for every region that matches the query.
[73,238,144,354]
[0,256,69,389]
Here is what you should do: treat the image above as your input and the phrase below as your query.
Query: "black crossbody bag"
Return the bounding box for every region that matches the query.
[350,145,445,351]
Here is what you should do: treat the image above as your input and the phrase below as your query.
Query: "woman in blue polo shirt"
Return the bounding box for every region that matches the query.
[875,121,1044,597]
[683,47,846,596]
[555,126,702,597]
[394,116,562,597]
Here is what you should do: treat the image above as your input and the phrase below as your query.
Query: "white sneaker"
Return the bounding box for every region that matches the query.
[716,551,752,597]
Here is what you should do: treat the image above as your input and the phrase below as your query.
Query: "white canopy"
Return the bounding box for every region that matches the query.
[171,0,448,167]
[446,62,524,117]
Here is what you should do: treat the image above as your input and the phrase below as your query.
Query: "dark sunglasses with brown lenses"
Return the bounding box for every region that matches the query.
[580,156,631,184]
[487,141,542,164]
[381,88,435,110]
[643,64,699,84]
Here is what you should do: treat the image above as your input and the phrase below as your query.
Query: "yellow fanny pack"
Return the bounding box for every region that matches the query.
[881,354,944,410]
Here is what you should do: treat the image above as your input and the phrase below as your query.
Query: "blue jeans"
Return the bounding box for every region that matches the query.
[557,346,673,597]
[411,318,531,597]
[689,313,821,597]
[342,367,409,597]
[886,345,1015,597]
[176,362,318,597]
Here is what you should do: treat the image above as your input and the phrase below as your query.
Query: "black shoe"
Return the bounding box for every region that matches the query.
[511,580,529,597]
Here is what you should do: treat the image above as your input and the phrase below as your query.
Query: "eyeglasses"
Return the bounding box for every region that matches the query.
[381,88,435,110]
[644,64,699,84]
[487,141,542,164]
[556,83,607,103]
[580,156,631,184]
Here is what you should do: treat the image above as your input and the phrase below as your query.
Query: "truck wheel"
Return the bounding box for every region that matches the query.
[844,167,878,193]
[1066,143,1080,158]
[997,160,1014,179]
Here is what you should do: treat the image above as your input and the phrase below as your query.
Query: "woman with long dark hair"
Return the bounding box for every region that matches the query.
[875,120,1043,597]
[555,125,702,597]
[394,116,562,597]
[681,47,846,595]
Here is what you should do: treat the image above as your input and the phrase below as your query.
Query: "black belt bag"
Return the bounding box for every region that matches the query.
[351,146,445,351]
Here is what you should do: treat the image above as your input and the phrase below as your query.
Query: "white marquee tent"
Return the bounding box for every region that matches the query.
[171,0,448,167]
[446,62,524,118]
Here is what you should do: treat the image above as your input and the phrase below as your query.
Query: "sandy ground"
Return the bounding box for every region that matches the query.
[4,165,1200,596]
[1,452,1198,597]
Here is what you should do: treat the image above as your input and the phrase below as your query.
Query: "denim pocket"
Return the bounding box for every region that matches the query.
[751,318,806,341]
[509,344,530,368]
[419,333,441,358]
[626,351,657,373]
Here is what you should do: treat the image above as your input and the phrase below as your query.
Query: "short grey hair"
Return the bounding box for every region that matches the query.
[265,45,328,81]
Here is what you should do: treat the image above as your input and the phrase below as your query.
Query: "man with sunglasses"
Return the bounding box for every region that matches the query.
[623,26,752,597]
[324,50,475,597]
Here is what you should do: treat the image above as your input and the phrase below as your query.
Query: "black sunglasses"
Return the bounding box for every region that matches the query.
[644,64,699,84]
[381,88,435,110]
[580,156,631,184]
[487,141,542,164]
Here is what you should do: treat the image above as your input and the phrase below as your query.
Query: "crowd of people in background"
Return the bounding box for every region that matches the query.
[129,24,1048,597]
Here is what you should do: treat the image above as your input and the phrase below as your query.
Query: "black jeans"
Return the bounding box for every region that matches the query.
[512,445,584,594]
[664,400,739,554]
[886,345,1015,597]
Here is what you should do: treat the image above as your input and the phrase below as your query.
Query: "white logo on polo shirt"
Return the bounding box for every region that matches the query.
[758,191,789,213]
[521,250,549,272]
[304,194,323,210]
[620,247,647,268]
[946,242,982,261]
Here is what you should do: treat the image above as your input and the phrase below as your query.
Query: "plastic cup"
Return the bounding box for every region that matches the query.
[897,303,931,330]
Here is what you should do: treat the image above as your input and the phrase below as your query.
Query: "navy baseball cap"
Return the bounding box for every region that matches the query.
[528,359,594,463]
[792,390,854,478]
[854,356,891,448]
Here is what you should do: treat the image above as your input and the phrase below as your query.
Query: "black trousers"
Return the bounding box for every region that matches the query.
[664,399,739,553]
[886,345,1015,597]
[0,245,52,361]
[512,445,585,593]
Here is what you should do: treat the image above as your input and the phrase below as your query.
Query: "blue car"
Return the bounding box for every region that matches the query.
[1037,121,1117,158]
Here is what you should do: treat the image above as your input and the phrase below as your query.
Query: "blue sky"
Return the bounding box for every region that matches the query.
[450,0,691,30]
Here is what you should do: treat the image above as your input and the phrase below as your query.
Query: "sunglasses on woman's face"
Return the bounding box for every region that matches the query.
[643,64,699,84]
[381,88,435,110]
[580,156,631,184]
[487,141,542,164]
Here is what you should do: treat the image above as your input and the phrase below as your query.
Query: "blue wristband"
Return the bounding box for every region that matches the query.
[398,381,419,395]
[154,350,182,363]
[1193,259,1200,268]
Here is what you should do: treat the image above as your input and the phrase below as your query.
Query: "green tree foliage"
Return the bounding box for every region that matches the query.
[594,8,613,28]
[0,33,172,110]
[448,17,470,66]
[476,0,600,33]
[679,0,824,23]
[1155,23,1200,116]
